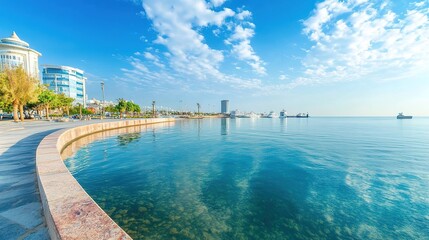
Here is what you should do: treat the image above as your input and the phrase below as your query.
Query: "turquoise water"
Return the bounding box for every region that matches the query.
[64,118,429,239]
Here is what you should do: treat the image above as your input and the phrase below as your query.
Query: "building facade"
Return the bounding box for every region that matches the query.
[221,100,229,114]
[0,32,41,77]
[42,65,87,107]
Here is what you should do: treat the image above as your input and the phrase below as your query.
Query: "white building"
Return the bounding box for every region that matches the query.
[42,65,87,107]
[0,31,41,78]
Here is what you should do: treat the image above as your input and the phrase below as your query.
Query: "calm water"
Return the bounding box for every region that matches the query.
[64,118,429,239]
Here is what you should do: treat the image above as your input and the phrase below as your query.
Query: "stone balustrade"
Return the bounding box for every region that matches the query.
[35,119,175,239]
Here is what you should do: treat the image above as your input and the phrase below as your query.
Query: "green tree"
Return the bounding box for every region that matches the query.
[38,87,57,119]
[57,93,74,116]
[0,66,39,122]
[126,101,135,116]
[116,98,127,118]
[69,104,92,116]
[105,105,117,114]
[134,103,141,116]
[0,71,11,112]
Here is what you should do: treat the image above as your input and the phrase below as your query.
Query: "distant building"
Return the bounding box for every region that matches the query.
[221,100,229,114]
[0,31,41,77]
[42,65,87,107]
[86,98,115,114]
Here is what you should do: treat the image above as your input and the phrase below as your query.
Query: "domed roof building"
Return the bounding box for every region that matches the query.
[0,31,42,78]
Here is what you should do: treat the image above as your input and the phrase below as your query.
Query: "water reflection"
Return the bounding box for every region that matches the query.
[61,122,174,160]
[64,118,429,240]
[117,132,141,146]
[221,118,229,135]
[280,118,287,133]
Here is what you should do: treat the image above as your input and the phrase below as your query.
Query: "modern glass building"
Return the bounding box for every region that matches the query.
[42,65,87,107]
[0,31,41,77]
[221,100,229,114]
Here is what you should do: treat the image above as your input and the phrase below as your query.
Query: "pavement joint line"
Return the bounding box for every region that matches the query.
[17,222,47,240]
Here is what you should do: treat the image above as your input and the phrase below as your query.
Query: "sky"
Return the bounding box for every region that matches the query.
[1,0,428,116]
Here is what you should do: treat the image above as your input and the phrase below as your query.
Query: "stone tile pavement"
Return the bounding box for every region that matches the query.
[0,120,105,240]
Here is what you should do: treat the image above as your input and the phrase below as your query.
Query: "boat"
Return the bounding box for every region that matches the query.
[249,112,260,118]
[236,110,249,118]
[279,110,287,118]
[267,111,278,118]
[231,110,250,118]
[287,112,309,118]
[296,112,309,118]
[397,112,412,119]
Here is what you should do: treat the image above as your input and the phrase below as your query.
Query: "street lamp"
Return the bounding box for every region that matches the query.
[101,81,105,119]
[152,100,156,118]
[54,74,58,94]
[197,103,200,116]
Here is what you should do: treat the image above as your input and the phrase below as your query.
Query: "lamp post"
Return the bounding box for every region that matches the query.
[152,100,156,118]
[101,81,105,119]
[197,103,200,116]
[54,74,58,94]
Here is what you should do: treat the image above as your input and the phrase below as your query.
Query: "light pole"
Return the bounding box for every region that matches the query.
[54,74,58,94]
[101,81,105,119]
[197,103,200,116]
[152,100,156,118]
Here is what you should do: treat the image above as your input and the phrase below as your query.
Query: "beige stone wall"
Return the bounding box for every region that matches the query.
[36,119,175,240]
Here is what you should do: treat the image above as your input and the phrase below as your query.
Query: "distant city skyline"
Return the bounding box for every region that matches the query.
[1,0,428,116]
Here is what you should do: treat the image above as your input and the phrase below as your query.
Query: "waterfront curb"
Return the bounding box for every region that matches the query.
[35,119,175,239]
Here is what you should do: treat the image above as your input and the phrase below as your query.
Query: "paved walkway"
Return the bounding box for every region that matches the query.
[0,120,103,240]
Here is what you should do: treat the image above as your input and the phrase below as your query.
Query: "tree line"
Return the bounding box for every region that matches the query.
[105,98,142,118]
[0,66,75,121]
[1,66,145,122]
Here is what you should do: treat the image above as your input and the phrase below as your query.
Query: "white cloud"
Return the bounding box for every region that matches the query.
[303,0,350,41]
[141,0,234,80]
[236,10,252,20]
[279,75,288,80]
[229,25,255,41]
[414,1,426,7]
[210,0,226,8]
[294,0,429,87]
[119,0,266,92]
[143,52,165,68]
[226,17,266,75]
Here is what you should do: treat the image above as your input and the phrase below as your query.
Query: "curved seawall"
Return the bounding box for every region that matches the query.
[35,119,175,240]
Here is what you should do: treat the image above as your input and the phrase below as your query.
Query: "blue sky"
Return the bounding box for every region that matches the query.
[1,0,428,115]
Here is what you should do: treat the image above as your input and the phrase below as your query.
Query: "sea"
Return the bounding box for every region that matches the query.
[64,117,429,239]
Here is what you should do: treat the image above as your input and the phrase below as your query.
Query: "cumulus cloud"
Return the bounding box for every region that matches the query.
[226,9,266,75]
[210,0,226,8]
[294,0,429,87]
[236,9,252,20]
[119,0,266,92]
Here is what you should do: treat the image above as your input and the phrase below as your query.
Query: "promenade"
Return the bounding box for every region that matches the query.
[0,120,102,239]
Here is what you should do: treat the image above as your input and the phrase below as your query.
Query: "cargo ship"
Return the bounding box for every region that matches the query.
[397,113,412,119]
